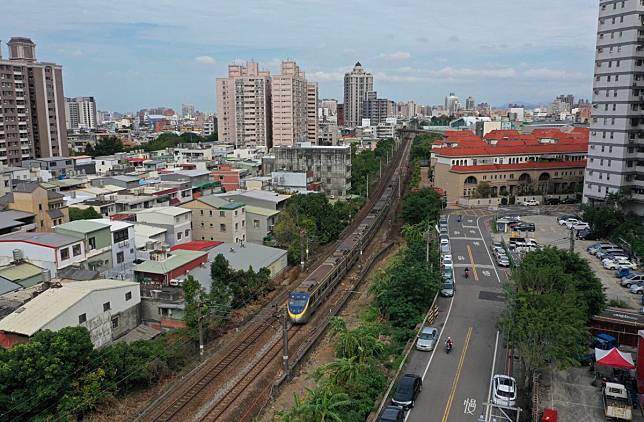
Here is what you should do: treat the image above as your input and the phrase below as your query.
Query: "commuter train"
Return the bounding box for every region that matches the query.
[287,178,398,323]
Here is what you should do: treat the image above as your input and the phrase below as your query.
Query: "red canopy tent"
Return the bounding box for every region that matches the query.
[595,347,636,369]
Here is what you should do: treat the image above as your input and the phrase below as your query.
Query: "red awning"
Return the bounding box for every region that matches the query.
[595,347,636,369]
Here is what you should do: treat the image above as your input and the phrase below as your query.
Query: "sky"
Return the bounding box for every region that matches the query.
[2,0,600,112]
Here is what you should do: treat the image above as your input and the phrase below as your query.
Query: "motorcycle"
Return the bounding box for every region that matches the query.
[445,341,453,354]
[464,269,469,279]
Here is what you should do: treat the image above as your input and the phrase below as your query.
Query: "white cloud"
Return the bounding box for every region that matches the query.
[194,55,216,65]
[430,66,517,80]
[379,51,411,60]
[308,71,345,81]
[522,68,587,81]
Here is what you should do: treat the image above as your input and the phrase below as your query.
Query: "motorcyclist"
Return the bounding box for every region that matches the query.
[445,337,453,351]
[464,267,469,278]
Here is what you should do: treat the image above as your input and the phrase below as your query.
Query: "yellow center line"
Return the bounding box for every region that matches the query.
[441,327,473,422]
[466,245,479,281]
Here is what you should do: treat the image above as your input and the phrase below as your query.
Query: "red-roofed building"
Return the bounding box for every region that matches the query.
[211,164,241,192]
[430,128,588,205]
[170,240,222,251]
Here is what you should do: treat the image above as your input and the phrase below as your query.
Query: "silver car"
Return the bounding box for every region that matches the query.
[416,326,439,351]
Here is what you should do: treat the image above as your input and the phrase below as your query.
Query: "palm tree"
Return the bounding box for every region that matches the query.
[335,329,384,363]
[317,357,367,387]
[300,387,351,422]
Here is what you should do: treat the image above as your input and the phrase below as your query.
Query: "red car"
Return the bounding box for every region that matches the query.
[542,408,558,422]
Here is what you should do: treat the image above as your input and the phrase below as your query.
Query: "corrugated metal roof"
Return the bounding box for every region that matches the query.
[244,206,279,217]
[133,249,208,275]
[0,279,139,336]
[55,220,110,234]
[0,262,43,282]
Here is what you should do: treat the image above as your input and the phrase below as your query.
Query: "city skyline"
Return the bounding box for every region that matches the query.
[3,0,598,111]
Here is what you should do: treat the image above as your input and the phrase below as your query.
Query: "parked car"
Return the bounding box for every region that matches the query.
[565,219,586,229]
[558,217,578,226]
[571,222,590,231]
[497,256,510,267]
[443,267,453,282]
[596,249,625,260]
[513,222,536,232]
[439,234,449,244]
[604,259,636,270]
[544,197,561,205]
[440,280,455,297]
[621,274,644,287]
[442,256,454,270]
[590,244,618,256]
[522,199,539,206]
[629,282,644,294]
[416,326,439,351]
[391,374,422,410]
[492,375,517,407]
[561,197,579,204]
[576,228,595,240]
[440,243,451,255]
[617,267,634,279]
[379,406,404,422]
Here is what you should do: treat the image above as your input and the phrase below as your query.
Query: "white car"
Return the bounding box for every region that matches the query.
[492,375,517,407]
[522,199,539,206]
[564,219,584,229]
[572,222,590,231]
[604,260,637,270]
[442,257,454,270]
[559,217,578,226]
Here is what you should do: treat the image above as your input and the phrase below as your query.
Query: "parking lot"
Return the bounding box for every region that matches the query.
[498,214,641,310]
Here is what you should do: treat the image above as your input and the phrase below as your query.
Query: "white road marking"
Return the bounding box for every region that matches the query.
[453,230,461,235]
[485,331,501,421]
[450,237,483,241]
[481,270,491,277]
[476,216,502,284]
[464,398,477,415]
[422,295,454,381]
[457,255,465,261]
[473,241,480,246]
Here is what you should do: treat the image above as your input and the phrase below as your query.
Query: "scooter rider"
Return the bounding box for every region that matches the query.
[445,337,453,351]
[464,267,469,278]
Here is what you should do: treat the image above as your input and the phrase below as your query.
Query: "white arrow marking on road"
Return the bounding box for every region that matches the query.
[473,241,480,246]
[458,255,465,261]
[482,270,491,277]
[454,230,461,235]
[469,229,477,234]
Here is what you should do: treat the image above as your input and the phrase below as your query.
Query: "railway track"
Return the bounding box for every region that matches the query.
[137,134,414,422]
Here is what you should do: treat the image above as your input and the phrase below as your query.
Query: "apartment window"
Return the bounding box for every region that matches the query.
[185,229,189,237]
[113,229,128,243]
[112,317,119,329]
[220,223,226,232]
[200,210,204,215]
[116,251,124,264]
[60,247,69,260]
[38,204,42,211]
[125,291,132,301]
[209,210,213,216]
[177,232,182,240]
[72,244,82,257]
[78,313,87,324]
[103,301,111,311]
[219,211,225,217]
[88,237,96,250]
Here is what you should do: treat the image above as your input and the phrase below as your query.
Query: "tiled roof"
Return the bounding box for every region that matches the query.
[450,160,587,173]
[435,142,588,157]
[0,232,79,248]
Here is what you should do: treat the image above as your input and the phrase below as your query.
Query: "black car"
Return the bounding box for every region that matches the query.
[544,197,560,205]
[513,223,535,232]
[576,228,596,240]
[379,405,404,422]
[561,197,578,204]
[392,374,422,410]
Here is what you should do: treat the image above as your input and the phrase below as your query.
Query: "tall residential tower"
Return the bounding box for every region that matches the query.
[0,37,68,165]
[65,96,97,130]
[343,62,373,128]
[583,0,644,215]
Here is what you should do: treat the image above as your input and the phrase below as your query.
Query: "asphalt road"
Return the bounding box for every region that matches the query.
[403,215,511,422]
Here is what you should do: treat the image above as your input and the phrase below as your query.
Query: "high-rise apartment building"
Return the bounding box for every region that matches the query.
[343,62,373,128]
[216,62,271,148]
[271,61,308,147]
[181,103,195,118]
[445,93,460,116]
[583,0,644,215]
[363,92,395,124]
[465,96,475,111]
[65,96,97,130]
[0,37,68,166]
[306,82,319,144]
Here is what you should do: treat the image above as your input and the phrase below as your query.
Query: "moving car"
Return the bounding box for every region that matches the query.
[522,199,539,206]
[391,374,422,410]
[379,406,404,422]
[416,326,439,351]
[492,375,517,407]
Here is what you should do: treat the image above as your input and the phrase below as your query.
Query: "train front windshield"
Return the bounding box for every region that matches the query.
[288,293,309,313]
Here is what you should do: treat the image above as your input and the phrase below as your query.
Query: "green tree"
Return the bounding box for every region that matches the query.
[69,207,103,221]
[299,387,351,422]
[85,135,124,157]
[401,188,442,225]
[473,181,493,198]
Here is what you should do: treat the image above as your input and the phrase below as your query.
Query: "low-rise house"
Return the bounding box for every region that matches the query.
[211,165,241,191]
[113,194,165,213]
[91,175,141,190]
[189,242,287,290]
[23,157,74,178]
[245,206,279,243]
[0,279,141,349]
[89,219,136,275]
[140,286,186,330]
[133,248,208,286]
[0,210,36,235]
[0,232,86,276]
[54,220,113,276]
[136,207,192,246]
[134,223,167,250]
[217,190,289,211]
[160,169,211,188]
[0,261,46,289]
[181,195,246,243]
[0,182,69,231]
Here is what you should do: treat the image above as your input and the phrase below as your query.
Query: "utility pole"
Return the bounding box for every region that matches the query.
[379,158,382,179]
[425,220,430,266]
[282,307,289,378]
[366,173,369,198]
[300,229,305,270]
[198,301,205,359]
[569,226,574,253]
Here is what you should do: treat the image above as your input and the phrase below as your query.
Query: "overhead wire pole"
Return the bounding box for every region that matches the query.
[569,226,574,253]
[282,306,289,378]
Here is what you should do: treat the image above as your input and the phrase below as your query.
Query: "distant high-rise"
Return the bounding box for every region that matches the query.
[306,82,319,144]
[65,96,97,130]
[216,62,271,148]
[583,0,644,215]
[363,92,395,124]
[181,104,195,118]
[0,37,68,165]
[445,93,460,116]
[343,62,373,128]
[271,61,309,147]
[465,96,475,111]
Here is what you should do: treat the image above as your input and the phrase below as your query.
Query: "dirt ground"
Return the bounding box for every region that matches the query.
[259,243,401,421]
